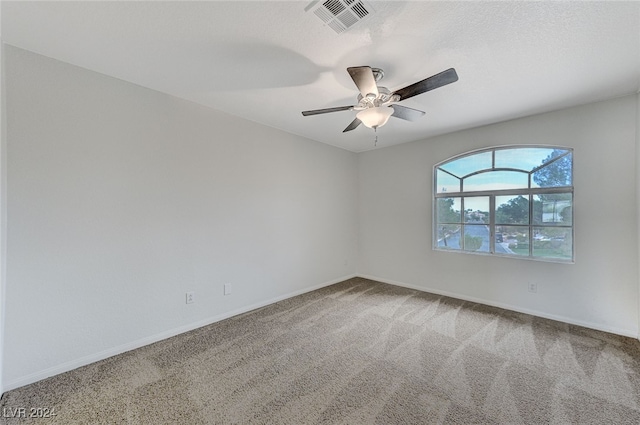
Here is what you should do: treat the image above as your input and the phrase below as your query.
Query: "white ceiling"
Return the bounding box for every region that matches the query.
[2,1,640,152]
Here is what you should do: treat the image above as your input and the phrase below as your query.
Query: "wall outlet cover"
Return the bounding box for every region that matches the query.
[186,291,195,304]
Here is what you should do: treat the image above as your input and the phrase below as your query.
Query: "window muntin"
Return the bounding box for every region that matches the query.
[434,146,573,262]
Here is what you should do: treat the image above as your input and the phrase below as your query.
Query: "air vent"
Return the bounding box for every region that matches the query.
[323,0,345,16]
[305,0,375,34]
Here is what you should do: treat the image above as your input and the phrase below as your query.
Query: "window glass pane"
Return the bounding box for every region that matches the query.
[532,227,572,259]
[464,170,528,192]
[436,198,461,223]
[434,146,573,262]
[495,195,529,224]
[464,196,489,223]
[436,169,460,193]
[494,148,564,171]
[496,225,529,256]
[532,194,572,225]
[463,225,490,252]
[437,225,461,250]
[532,152,572,188]
[439,151,492,178]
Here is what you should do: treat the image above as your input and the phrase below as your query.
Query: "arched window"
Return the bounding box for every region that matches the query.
[434,146,573,262]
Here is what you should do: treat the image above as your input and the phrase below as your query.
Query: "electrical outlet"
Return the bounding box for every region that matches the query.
[186,291,195,304]
[527,282,537,293]
[224,283,231,296]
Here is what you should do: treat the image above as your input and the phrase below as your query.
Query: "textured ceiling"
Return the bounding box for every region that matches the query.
[2,1,640,152]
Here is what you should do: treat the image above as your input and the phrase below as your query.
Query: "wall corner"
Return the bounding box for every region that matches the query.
[637,91,640,341]
[0,3,6,396]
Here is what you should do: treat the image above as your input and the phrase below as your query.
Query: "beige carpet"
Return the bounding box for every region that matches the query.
[2,278,640,424]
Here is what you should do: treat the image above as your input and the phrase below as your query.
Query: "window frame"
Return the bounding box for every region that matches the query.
[433,145,574,263]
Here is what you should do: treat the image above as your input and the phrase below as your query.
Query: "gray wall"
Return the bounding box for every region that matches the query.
[2,46,358,388]
[358,94,639,336]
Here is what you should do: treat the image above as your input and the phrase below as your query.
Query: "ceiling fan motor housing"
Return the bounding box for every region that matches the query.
[356,86,399,110]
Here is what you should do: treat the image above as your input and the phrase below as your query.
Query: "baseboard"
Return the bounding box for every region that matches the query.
[3,273,357,393]
[358,274,638,339]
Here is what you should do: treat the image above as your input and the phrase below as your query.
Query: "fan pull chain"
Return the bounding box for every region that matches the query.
[374,127,378,147]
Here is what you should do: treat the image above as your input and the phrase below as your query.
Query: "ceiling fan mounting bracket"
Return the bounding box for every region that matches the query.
[371,68,384,82]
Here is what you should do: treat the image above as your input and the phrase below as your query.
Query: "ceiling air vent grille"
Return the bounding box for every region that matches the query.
[305,0,375,34]
[351,2,369,19]
[323,0,345,16]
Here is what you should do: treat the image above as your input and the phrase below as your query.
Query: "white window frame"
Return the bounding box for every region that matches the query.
[433,145,574,263]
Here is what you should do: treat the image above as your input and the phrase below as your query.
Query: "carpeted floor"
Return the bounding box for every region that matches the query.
[2,277,640,424]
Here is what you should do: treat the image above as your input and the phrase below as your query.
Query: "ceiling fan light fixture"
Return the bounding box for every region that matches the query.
[356,106,393,129]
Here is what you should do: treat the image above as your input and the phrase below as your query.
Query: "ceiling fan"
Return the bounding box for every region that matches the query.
[302,66,458,132]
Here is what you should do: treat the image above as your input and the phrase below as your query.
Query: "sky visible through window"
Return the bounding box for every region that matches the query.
[438,148,569,211]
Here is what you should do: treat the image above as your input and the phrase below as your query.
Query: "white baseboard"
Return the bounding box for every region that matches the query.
[3,274,357,393]
[358,274,639,339]
[5,272,634,393]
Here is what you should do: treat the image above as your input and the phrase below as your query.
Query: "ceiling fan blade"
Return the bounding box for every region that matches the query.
[390,105,426,121]
[301,105,354,116]
[392,68,458,101]
[342,118,362,132]
[347,66,379,98]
